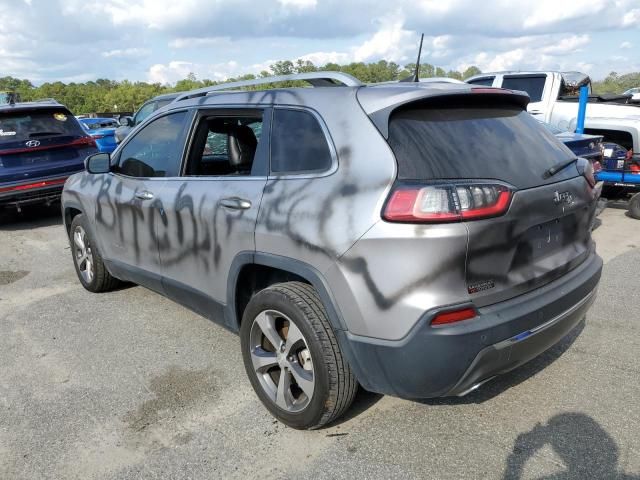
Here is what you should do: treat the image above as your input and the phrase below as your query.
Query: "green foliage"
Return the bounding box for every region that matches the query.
[592,72,640,95]
[0,59,484,114]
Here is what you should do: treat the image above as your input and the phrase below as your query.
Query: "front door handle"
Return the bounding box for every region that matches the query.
[220,197,251,210]
[134,190,154,200]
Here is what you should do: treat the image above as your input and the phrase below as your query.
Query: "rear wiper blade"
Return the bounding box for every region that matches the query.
[543,157,578,179]
[29,131,63,137]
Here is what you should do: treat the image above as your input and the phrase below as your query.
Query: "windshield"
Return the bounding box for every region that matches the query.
[388,105,577,189]
[0,108,85,144]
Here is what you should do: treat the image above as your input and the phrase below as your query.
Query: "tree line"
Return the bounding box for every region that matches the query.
[0,59,636,115]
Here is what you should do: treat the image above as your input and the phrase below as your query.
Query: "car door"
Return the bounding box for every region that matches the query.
[95,109,191,292]
[158,107,270,325]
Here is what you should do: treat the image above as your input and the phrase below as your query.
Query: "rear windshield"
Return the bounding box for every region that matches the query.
[388,106,577,189]
[0,108,85,144]
[81,118,118,130]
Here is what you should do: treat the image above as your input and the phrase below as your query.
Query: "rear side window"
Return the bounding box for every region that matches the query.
[467,77,495,86]
[502,75,546,102]
[117,111,187,178]
[0,108,84,145]
[388,105,576,190]
[271,109,332,173]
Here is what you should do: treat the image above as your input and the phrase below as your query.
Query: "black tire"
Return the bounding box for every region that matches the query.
[69,214,120,292]
[240,281,358,429]
[629,193,640,220]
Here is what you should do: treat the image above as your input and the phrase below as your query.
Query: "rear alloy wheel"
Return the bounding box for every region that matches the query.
[240,282,358,429]
[249,309,315,413]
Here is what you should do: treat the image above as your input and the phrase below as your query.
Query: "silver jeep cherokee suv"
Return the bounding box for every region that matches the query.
[62,72,603,429]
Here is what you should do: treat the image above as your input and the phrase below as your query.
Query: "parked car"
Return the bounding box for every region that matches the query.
[79,117,119,154]
[465,71,639,166]
[1,99,98,211]
[623,87,640,103]
[114,92,180,143]
[62,72,602,429]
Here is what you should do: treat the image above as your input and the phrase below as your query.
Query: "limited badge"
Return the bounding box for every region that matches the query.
[53,113,67,121]
[468,280,495,294]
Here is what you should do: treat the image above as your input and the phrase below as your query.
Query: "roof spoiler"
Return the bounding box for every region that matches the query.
[359,88,530,138]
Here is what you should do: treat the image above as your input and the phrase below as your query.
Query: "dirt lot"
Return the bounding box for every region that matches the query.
[1,205,639,480]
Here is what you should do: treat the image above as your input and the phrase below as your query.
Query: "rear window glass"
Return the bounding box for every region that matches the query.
[502,75,546,102]
[467,77,494,86]
[81,119,118,130]
[0,108,84,144]
[388,106,576,189]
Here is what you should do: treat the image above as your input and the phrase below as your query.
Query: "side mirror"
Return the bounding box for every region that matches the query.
[119,116,133,127]
[85,153,111,174]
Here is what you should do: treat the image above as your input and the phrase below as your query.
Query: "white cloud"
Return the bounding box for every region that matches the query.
[540,34,590,55]
[168,37,232,49]
[622,8,640,27]
[101,48,150,58]
[620,41,632,49]
[278,0,317,8]
[298,51,350,65]
[353,16,415,62]
[146,59,270,84]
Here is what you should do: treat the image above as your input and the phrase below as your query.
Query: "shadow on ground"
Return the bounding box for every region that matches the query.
[503,412,640,479]
[0,203,62,231]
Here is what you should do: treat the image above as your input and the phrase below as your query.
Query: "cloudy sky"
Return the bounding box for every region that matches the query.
[1,0,639,85]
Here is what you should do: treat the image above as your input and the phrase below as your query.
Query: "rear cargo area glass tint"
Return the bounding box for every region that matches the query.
[0,109,84,144]
[388,107,577,190]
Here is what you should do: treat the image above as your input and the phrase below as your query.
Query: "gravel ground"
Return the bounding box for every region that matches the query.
[0,204,638,480]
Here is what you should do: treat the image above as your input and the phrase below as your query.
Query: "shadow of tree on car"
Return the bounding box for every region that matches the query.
[503,412,640,479]
[0,202,63,231]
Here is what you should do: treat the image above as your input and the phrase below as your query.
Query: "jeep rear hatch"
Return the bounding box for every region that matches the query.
[381,93,598,306]
[0,107,96,184]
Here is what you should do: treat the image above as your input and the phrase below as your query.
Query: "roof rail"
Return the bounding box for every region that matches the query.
[174,71,362,102]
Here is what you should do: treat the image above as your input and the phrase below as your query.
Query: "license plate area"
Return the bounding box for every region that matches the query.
[527,218,564,260]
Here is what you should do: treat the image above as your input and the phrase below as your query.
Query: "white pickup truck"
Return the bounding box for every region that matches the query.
[465,71,640,156]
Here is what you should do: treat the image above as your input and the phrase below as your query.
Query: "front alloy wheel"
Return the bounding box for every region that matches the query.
[73,225,94,284]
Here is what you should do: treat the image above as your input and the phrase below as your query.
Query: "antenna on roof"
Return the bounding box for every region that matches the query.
[400,33,424,83]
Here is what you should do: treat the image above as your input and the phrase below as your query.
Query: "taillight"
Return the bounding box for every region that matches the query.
[577,159,596,188]
[431,307,477,326]
[70,136,98,148]
[383,182,513,223]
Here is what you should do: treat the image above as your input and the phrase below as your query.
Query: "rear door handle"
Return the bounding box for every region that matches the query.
[220,197,251,210]
[134,191,154,200]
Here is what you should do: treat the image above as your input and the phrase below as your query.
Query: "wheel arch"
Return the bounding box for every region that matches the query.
[63,202,84,236]
[225,252,348,334]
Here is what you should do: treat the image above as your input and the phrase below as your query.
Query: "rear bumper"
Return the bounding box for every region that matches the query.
[0,176,68,207]
[337,250,602,398]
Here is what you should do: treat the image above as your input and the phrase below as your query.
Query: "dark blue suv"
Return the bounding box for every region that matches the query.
[0,99,98,211]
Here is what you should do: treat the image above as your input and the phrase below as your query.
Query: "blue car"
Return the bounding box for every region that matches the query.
[0,99,98,210]
[78,117,118,153]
